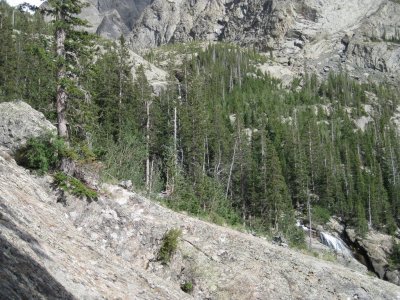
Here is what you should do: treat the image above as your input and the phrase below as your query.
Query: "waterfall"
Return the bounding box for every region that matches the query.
[320,232,352,257]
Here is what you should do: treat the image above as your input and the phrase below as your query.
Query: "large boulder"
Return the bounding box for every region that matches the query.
[346,228,400,286]
[0,101,56,153]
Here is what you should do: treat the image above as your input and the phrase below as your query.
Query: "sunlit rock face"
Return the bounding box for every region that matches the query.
[80,0,153,38]
[80,0,400,85]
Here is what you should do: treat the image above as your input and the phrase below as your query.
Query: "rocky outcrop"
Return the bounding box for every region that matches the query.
[326,218,400,286]
[1,102,400,299]
[80,0,400,85]
[0,156,188,299]
[2,156,400,299]
[0,101,55,153]
[127,0,295,51]
[344,228,400,286]
[128,48,169,95]
[252,0,400,85]
[80,0,153,39]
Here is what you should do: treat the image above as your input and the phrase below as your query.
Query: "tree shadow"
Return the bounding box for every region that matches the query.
[0,202,50,260]
[0,199,76,299]
[0,235,76,299]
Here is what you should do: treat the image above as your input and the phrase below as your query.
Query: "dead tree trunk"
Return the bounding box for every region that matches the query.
[56,25,68,139]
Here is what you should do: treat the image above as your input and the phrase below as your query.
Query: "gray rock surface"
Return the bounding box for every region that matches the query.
[1,157,400,299]
[0,156,189,299]
[0,101,56,153]
[80,0,153,39]
[345,228,400,286]
[128,48,169,94]
[81,0,400,85]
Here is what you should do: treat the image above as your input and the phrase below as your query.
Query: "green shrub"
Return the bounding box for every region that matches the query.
[167,172,241,227]
[180,281,194,294]
[16,134,94,174]
[74,142,96,162]
[98,134,146,189]
[54,172,98,200]
[16,134,65,174]
[53,171,69,189]
[157,228,182,264]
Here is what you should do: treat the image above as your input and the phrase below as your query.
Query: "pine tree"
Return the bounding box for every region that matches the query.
[0,3,18,99]
[264,134,294,233]
[39,0,89,139]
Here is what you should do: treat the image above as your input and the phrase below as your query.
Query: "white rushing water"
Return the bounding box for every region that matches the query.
[320,232,353,257]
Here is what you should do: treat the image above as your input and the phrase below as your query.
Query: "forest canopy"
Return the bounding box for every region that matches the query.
[1,1,399,246]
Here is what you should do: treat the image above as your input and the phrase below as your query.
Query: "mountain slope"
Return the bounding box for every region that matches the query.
[0,153,188,299]
[80,0,400,84]
[2,153,400,299]
[80,0,153,38]
[1,103,400,299]
[130,0,400,83]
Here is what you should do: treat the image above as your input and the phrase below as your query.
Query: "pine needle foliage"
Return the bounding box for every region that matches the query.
[53,171,98,200]
[16,134,69,174]
[157,228,182,264]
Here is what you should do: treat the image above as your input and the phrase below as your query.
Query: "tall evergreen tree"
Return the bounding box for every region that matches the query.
[29,0,92,143]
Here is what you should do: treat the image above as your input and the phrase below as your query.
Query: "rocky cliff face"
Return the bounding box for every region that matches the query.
[2,102,400,299]
[130,0,400,84]
[80,0,154,38]
[81,0,400,85]
[128,0,293,50]
[327,218,400,286]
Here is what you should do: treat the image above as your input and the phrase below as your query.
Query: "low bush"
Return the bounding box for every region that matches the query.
[180,281,194,294]
[16,134,65,174]
[54,172,98,200]
[98,134,146,190]
[286,226,306,249]
[157,228,182,264]
[16,134,97,175]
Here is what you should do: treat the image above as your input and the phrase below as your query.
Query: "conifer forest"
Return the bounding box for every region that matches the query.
[1,1,400,246]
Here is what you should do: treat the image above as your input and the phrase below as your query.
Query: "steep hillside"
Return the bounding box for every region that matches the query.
[133,0,399,84]
[80,0,153,38]
[1,127,400,299]
[0,151,188,299]
[2,1,400,297]
[0,100,400,299]
[2,1,400,264]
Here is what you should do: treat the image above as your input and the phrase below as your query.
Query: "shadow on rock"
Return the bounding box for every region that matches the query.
[0,198,75,299]
[0,235,75,299]
[0,201,50,260]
